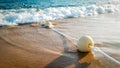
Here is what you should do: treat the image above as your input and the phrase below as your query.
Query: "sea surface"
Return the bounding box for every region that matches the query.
[0,0,120,25]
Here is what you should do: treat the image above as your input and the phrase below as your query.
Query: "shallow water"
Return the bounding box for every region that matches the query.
[51,12,120,67]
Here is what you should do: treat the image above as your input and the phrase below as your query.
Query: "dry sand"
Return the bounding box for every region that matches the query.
[0,13,120,68]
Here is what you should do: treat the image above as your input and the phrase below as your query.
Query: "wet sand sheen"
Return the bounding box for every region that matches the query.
[0,13,120,68]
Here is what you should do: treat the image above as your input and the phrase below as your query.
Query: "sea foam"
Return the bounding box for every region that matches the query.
[0,4,120,26]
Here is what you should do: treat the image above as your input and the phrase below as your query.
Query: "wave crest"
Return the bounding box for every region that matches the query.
[0,4,120,26]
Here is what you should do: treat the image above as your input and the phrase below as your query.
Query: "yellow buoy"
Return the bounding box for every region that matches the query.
[77,36,94,52]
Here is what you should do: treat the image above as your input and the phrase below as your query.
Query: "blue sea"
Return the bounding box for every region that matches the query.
[0,0,120,26]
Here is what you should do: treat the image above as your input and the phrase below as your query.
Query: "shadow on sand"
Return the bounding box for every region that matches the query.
[45,30,94,68]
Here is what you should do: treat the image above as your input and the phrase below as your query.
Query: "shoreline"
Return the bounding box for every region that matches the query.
[0,13,120,68]
[0,12,113,28]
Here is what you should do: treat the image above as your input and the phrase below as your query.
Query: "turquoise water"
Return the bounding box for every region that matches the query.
[0,0,120,26]
[0,0,101,9]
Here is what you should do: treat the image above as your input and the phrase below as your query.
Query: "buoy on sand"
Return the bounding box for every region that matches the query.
[41,21,54,28]
[77,36,94,52]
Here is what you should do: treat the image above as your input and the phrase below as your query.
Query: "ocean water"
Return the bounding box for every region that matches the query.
[0,0,120,26]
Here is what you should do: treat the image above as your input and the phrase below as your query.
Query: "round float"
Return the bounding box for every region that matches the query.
[77,36,94,52]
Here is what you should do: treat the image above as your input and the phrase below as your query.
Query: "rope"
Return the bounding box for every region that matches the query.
[50,27,120,65]
[51,27,78,41]
[90,46,120,65]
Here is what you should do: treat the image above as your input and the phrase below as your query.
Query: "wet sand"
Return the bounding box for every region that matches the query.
[0,13,120,68]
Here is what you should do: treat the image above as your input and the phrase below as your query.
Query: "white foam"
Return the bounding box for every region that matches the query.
[0,4,120,26]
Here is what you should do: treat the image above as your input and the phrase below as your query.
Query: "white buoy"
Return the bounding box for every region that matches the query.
[77,36,94,52]
[41,21,54,28]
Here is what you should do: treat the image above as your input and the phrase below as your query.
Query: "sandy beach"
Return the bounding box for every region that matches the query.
[0,13,120,68]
